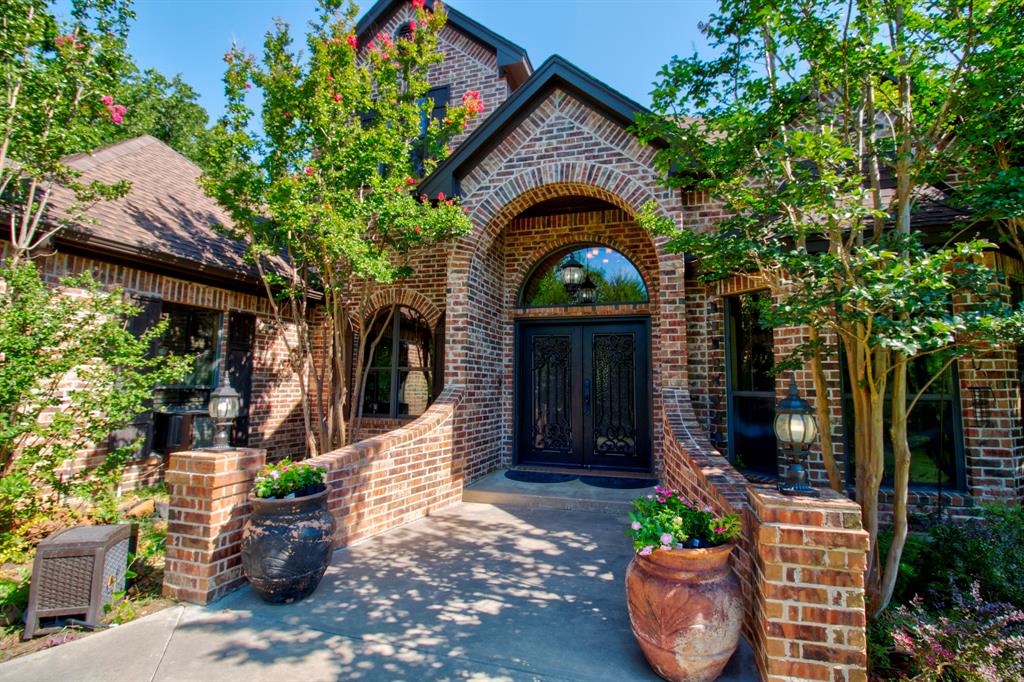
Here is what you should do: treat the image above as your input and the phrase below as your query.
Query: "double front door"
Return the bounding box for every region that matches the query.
[516,320,651,472]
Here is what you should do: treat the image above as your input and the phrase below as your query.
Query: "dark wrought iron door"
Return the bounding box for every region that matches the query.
[518,325,584,466]
[516,320,650,471]
[583,325,650,470]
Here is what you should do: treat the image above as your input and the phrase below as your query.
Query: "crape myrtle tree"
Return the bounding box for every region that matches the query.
[1,0,135,265]
[636,0,1024,616]
[0,0,191,556]
[202,0,482,456]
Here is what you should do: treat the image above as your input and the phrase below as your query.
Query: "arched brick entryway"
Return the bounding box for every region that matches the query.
[444,170,688,482]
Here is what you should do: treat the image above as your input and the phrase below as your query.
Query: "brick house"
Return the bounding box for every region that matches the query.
[343,0,1023,518]
[13,1,1021,675]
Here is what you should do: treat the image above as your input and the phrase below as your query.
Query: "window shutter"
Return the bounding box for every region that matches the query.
[108,297,163,460]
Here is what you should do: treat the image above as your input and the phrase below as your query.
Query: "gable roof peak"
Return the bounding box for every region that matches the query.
[356,0,532,89]
[419,53,656,198]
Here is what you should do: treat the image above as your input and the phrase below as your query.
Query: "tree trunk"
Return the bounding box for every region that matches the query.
[348,305,394,444]
[876,355,911,617]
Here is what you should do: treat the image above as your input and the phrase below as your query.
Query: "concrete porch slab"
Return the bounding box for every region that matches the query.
[463,470,657,514]
[0,502,757,681]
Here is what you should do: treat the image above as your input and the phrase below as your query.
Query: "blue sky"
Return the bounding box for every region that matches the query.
[107,0,718,122]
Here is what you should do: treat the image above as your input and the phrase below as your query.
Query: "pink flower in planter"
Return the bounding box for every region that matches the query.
[638,545,653,556]
[346,34,358,49]
[656,497,665,504]
[660,545,672,552]
[412,0,426,8]
[270,470,280,480]
[408,19,417,33]
[630,521,641,531]
[101,95,114,105]
[714,526,725,534]
[660,533,673,546]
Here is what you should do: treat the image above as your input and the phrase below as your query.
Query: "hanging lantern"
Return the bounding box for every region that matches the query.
[558,255,585,288]
[774,375,820,497]
[579,275,597,304]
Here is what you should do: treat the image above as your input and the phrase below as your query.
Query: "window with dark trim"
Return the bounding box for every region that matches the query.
[724,291,778,476]
[360,305,435,418]
[412,85,450,175]
[842,355,965,489]
[154,302,221,409]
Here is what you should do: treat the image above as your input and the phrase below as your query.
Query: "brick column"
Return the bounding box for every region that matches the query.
[748,486,869,682]
[163,448,266,605]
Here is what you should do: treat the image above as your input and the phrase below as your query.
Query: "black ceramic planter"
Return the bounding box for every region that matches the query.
[241,487,336,603]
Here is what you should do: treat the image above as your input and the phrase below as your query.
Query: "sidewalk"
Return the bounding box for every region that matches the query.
[0,503,756,681]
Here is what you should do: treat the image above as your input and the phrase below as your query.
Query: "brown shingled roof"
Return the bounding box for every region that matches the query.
[47,135,266,284]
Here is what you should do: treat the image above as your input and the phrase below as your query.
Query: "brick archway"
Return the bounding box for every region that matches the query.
[350,287,443,333]
[445,166,684,388]
[450,162,677,282]
[442,166,688,480]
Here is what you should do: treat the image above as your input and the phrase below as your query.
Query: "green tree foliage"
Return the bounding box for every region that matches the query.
[99,68,216,165]
[0,263,188,557]
[636,0,1024,616]
[202,0,481,454]
[1,0,135,264]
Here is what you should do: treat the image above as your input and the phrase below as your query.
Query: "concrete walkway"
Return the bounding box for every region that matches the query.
[0,503,757,681]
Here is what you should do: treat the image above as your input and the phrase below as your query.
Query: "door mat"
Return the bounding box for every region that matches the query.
[579,476,658,489]
[504,470,579,484]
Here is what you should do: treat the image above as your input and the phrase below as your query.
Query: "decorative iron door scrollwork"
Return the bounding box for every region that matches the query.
[591,333,637,455]
[531,335,574,453]
[516,321,650,471]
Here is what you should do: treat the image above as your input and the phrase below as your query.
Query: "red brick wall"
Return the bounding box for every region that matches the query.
[163,386,464,604]
[314,385,464,545]
[163,447,267,605]
[444,87,706,483]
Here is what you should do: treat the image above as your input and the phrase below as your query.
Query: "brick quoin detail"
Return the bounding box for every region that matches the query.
[162,447,267,605]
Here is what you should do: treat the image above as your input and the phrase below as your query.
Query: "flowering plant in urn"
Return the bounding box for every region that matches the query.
[627,486,741,555]
[625,485,744,682]
[252,460,325,499]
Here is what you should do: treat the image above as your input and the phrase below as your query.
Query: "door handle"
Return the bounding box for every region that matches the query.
[584,378,591,416]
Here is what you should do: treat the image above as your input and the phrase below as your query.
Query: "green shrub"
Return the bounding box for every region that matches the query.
[252,460,326,499]
[0,263,189,555]
[887,584,1024,681]
[898,505,1024,609]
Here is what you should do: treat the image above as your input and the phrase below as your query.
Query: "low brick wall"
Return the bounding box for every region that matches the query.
[163,386,465,604]
[310,386,464,546]
[749,487,869,682]
[661,387,868,681]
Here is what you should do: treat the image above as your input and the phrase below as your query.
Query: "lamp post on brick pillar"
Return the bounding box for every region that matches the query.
[774,374,820,497]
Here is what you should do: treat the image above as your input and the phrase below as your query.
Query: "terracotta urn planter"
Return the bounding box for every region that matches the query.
[626,543,742,682]
[241,486,336,603]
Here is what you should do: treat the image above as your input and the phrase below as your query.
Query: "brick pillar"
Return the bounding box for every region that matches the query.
[748,486,869,682]
[163,448,266,605]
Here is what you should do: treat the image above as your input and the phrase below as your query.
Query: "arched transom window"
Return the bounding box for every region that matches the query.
[519,244,649,307]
